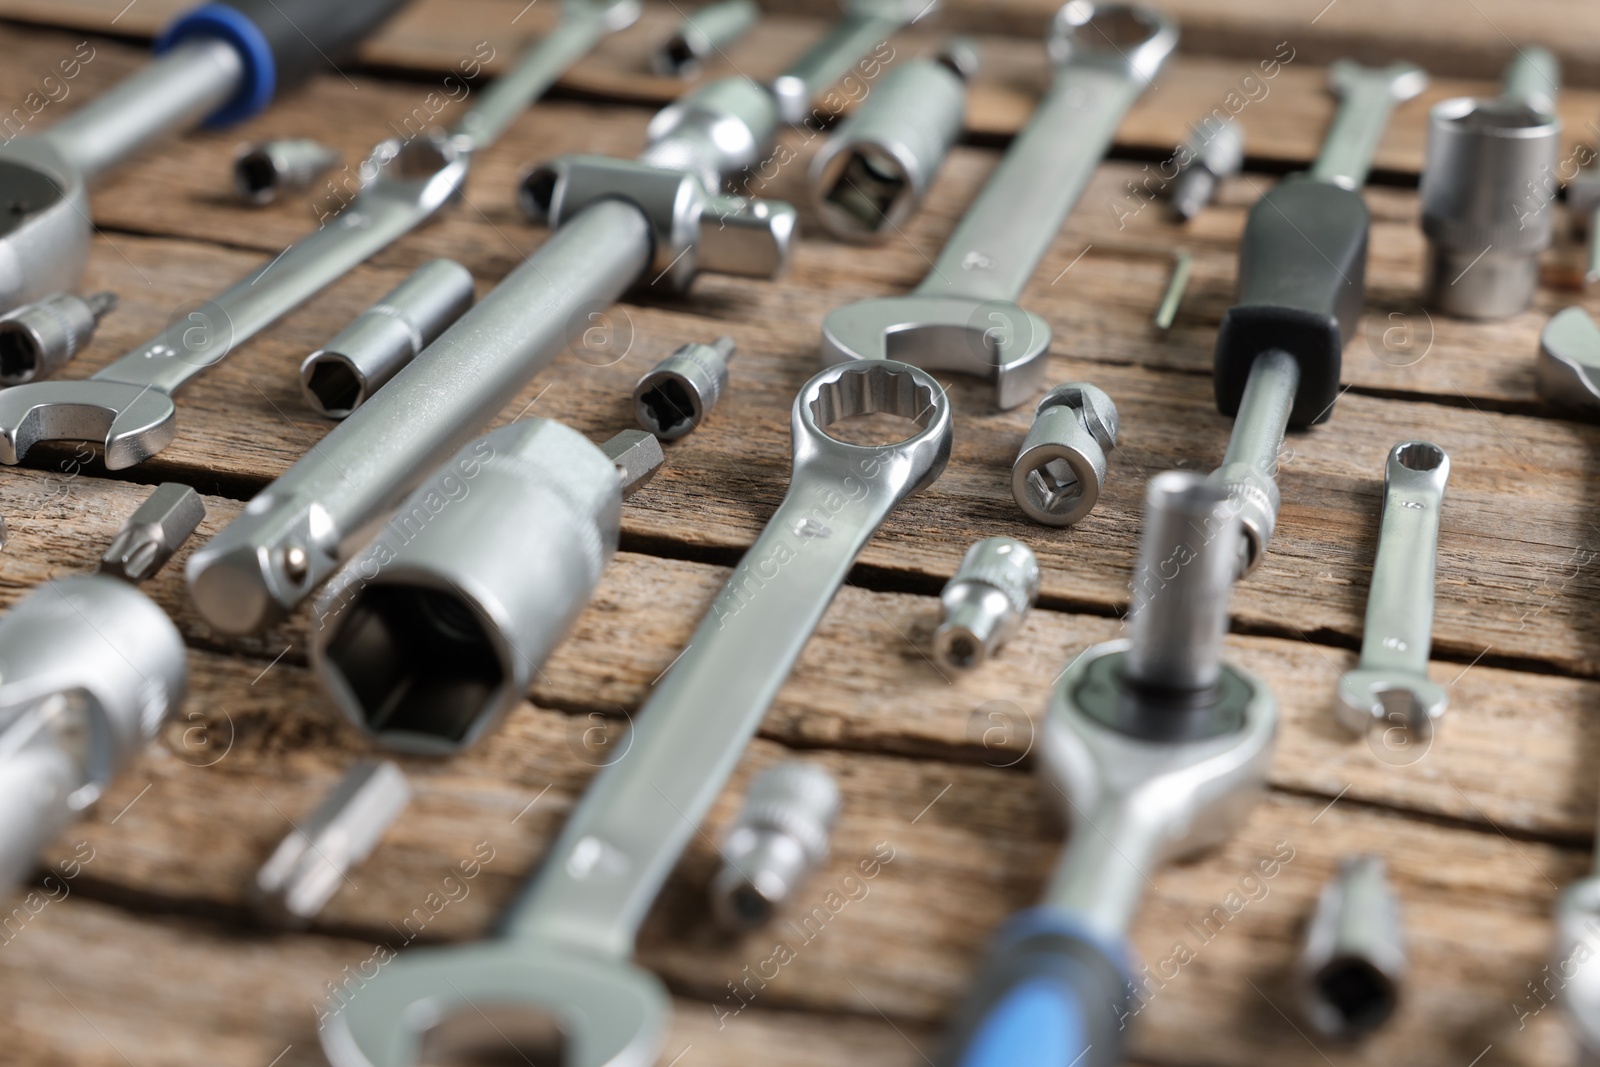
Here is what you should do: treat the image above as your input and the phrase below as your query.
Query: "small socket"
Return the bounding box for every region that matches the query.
[0,291,116,385]
[633,336,736,440]
[300,260,476,418]
[933,538,1040,671]
[252,759,412,927]
[234,139,342,205]
[711,761,841,931]
[651,0,759,78]
[1297,854,1407,1039]
[1170,118,1244,220]
[1011,383,1118,526]
[98,483,207,584]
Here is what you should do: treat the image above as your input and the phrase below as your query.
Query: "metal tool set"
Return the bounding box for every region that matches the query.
[4,0,1597,1060]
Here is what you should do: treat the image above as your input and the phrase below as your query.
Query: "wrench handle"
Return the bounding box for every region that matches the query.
[771,12,904,125]
[916,64,1142,305]
[506,368,949,959]
[937,909,1131,1067]
[1359,442,1450,677]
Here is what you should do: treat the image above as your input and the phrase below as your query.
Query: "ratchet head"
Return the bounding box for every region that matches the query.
[0,138,90,315]
[320,939,669,1067]
[1538,306,1600,414]
[820,294,1051,410]
[0,379,176,469]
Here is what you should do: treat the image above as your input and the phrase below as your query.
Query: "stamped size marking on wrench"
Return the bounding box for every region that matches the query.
[821,3,1176,409]
[321,361,951,1067]
[1336,442,1451,744]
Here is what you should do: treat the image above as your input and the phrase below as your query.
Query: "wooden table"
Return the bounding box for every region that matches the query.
[1,1,1599,1064]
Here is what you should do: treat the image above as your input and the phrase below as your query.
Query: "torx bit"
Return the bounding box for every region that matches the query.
[97,482,206,583]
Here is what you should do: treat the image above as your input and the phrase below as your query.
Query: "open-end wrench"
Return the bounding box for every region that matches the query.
[938,472,1276,1066]
[320,360,951,1067]
[0,0,412,315]
[0,135,469,469]
[0,483,202,897]
[1336,442,1451,742]
[821,3,1177,410]
[190,16,871,633]
[1210,60,1427,577]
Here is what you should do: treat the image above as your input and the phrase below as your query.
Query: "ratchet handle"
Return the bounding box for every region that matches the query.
[159,0,412,125]
[939,909,1132,1067]
[1213,176,1369,428]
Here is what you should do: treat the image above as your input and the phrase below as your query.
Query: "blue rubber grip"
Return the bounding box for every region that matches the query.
[157,0,412,127]
[939,909,1134,1067]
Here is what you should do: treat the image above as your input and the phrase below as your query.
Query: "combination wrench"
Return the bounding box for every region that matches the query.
[0,0,641,467]
[0,0,412,315]
[1336,442,1451,745]
[1209,60,1427,576]
[190,0,908,634]
[822,2,1176,409]
[939,472,1276,1066]
[320,360,952,1067]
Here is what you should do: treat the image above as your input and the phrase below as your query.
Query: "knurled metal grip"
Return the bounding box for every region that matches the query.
[1213,177,1369,427]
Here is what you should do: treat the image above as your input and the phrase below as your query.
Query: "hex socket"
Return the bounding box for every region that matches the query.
[809,51,970,242]
[311,419,660,755]
[300,260,476,418]
[711,761,841,931]
[1420,96,1560,319]
[1123,472,1240,696]
[1297,854,1407,1039]
[933,537,1039,670]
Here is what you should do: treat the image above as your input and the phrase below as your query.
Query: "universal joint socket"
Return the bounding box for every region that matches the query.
[634,335,736,439]
[300,259,476,418]
[1420,94,1560,319]
[311,420,664,756]
[1297,854,1407,1039]
[0,290,116,385]
[233,139,341,205]
[520,78,798,290]
[933,537,1039,671]
[651,0,759,78]
[711,760,841,931]
[0,482,199,896]
[1170,118,1244,220]
[1012,382,1117,526]
[809,40,977,243]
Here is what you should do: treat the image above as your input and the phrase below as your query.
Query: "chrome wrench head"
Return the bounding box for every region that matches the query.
[1336,442,1451,742]
[1538,306,1600,414]
[321,939,670,1067]
[1046,0,1178,81]
[0,137,90,314]
[0,132,470,471]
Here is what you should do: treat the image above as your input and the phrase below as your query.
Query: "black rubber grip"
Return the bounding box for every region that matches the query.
[1213,177,1370,428]
[215,0,411,95]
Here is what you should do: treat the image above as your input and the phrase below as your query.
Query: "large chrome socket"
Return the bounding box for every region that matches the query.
[310,419,662,756]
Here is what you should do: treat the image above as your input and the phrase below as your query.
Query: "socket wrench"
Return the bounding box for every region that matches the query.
[319,360,951,1067]
[0,483,202,897]
[191,59,808,635]
[821,3,1177,409]
[809,39,976,242]
[0,0,411,314]
[1336,442,1451,744]
[1210,60,1428,576]
[0,134,469,469]
[1420,49,1560,319]
[311,422,662,755]
[940,472,1276,1066]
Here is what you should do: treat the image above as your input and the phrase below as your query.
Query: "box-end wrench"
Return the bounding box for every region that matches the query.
[821,3,1177,410]
[0,135,469,469]
[771,0,936,126]
[0,0,412,315]
[1336,442,1450,745]
[0,483,202,897]
[189,67,803,636]
[938,472,1276,1067]
[319,360,951,1067]
[1209,60,1427,578]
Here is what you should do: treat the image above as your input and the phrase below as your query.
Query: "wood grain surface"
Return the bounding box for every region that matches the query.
[0,1,1595,1065]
